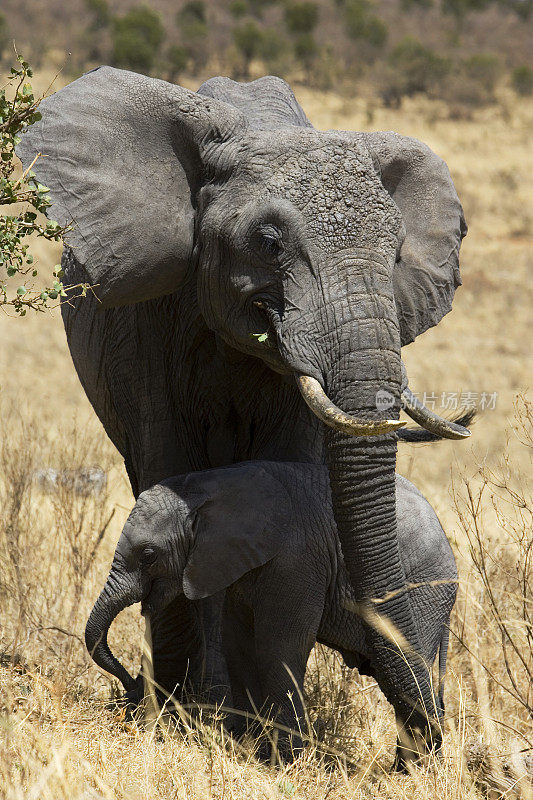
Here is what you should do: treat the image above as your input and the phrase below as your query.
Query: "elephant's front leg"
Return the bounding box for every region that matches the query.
[252,582,323,763]
[197,593,232,706]
[254,630,313,762]
[148,594,204,701]
[222,591,263,740]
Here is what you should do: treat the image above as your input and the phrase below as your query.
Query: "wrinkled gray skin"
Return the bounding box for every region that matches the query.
[18,68,467,737]
[86,462,457,763]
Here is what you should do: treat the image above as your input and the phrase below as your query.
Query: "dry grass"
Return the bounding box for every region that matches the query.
[0,68,532,798]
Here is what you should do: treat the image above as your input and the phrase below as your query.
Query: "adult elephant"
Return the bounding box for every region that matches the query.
[18,68,469,741]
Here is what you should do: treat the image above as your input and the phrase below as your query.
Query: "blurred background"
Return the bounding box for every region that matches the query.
[1,0,532,113]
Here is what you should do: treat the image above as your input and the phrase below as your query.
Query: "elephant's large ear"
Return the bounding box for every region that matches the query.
[16,67,246,307]
[361,132,467,346]
[181,464,291,600]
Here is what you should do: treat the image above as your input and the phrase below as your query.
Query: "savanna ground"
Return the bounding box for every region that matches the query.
[0,67,532,799]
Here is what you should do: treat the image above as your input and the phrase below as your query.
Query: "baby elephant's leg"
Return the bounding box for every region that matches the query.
[222,593,263,740]
[253,588,322,763]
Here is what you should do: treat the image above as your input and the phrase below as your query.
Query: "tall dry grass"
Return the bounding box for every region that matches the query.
[0,399,531,798]
[0,69,531,798]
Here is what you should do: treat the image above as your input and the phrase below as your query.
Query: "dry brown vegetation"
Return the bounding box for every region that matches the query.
[0,68,532,798]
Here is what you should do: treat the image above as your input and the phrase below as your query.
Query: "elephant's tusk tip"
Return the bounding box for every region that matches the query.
[388,420,407,431]
[401,388,473,440]
[453,427,471,439]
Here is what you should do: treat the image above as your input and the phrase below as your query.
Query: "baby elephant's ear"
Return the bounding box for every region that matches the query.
[182,464,291,600]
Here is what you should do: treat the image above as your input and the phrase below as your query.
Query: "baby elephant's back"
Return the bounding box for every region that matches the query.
[263,463,457,666]
[265,461,336,549]
[265,462,457,580]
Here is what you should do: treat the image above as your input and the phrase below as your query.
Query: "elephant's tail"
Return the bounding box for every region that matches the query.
[397,409,476,443]
[437,623,451,714]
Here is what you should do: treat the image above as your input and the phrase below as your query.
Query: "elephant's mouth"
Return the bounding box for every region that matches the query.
[141,579,176,618]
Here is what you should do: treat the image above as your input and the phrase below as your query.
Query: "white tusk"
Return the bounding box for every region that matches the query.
[297,375,405,437]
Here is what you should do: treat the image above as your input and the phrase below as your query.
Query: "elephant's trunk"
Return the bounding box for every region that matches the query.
[300,280,438,731]
[326,422,436,725]
[85,570,142,693]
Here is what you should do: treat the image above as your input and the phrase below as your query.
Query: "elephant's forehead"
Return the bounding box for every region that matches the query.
[241,131,401,251]
[244,130,372,184]
[128,484,184,529]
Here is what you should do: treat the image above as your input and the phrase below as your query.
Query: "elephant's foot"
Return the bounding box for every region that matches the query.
[250,719,306,766]
[253,734,303,766]
[223,712,304,765]
[393,717,443,772]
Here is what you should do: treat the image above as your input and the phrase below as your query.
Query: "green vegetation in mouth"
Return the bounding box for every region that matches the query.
[251,331,269,343]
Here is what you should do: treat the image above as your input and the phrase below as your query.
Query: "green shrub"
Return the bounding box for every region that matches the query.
[284,2,319,34]
[463,52,499,93]
[229,0,247,18]
[401,0,433,8]
[178,0,207,24]
[246,0,280,19]
[1,57,85,313]
[501,0,532,20]
[233,20,262,77]
[176,1,208,72]
[84,0,111,30]
[167,45,188,82]
[0,12,9,63]
[511,64,533,96]
[258,28,289,73]
[83,0,111,63]
[343,0,366,32]
[344,0,388,50]
[112,5,165,73]
[441,0,490,22]
[441,71,494,115]
[389,37,450,96]
[432,52,500,113]
[294,32,318,74]
[360,15,388,47]
[311,44,342,90]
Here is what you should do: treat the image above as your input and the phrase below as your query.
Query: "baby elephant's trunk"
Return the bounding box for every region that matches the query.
[85,571,142,693]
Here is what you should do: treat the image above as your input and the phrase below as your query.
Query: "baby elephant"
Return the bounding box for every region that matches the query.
[86,461,457,761]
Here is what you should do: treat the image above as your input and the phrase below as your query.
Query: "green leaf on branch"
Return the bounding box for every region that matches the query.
[0,54,90,313]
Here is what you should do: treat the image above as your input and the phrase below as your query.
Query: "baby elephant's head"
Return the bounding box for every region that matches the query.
[85,464,290,693]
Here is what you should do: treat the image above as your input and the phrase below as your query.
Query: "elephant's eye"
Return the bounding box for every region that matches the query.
[261,234,281,257]
[140,547,157,566]
[254,225,283,261]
